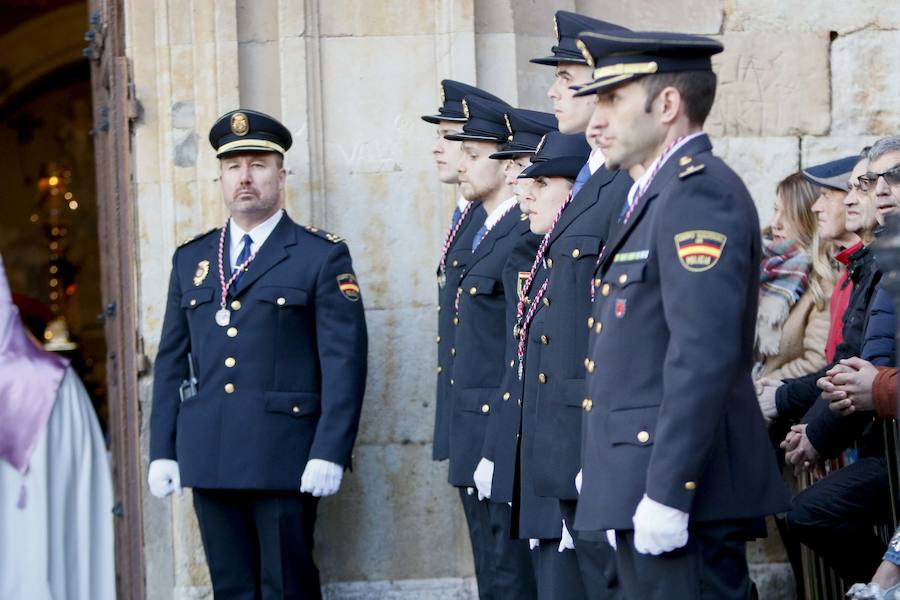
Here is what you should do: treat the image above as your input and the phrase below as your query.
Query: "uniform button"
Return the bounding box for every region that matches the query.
[481,404,490,414]
[436,366,443,374]
[587,317,594,328]
[224,383,235,394]
[594,278,602,288]
[601,283,610,296]
[450,379,454,386]
[437,305,441,312]
[582,399,593,412]
[540,335,549,345]
[595,322,603,334]
[469,287,477,295]
[586,360,595,374]
[538,373,547,384]
[583,357,590,369]
[637,431,650,443]
[502,392,510,401]
[453,317,459,326]
[451,348,456,357]
[435,335,441,343]
[542,297,550,307]
[277,297,286,305]
[509,360,515,367]
[547,258,554,268]
[189,299,197,306]
[231,300,241,310]
[684,481,697,491]
[452,259,459,267]
[225,357,236,368]
[618,274,628,285]
[571,248,580,258]
[518,398,522,407]
[226,327,238,337]
[292,405,301,414]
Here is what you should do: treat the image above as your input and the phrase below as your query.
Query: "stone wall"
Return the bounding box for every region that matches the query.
[127,1,899,599]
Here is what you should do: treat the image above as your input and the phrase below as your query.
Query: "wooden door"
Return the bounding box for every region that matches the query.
[84,1,145,598]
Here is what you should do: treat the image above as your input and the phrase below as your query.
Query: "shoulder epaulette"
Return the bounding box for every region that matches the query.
[304,225,344,244]
[179,227,218,247]
[678,163,705,179]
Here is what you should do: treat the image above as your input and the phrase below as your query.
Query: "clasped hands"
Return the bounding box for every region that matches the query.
[818,357,878,416]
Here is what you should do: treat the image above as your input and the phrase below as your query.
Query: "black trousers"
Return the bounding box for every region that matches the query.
[192,488,321,600]
[615,520,755,600]
[785,456,891,583]
[560,500,621,599]
[459,488,537,599]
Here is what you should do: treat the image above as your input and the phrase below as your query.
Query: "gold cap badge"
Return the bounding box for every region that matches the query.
[576,39,594,68]
[553,15,560,42]
[462,99,470,120]
[534,134,547,155]
[230,112,249,136]
[439,83,446,105]
[504,113,513,142]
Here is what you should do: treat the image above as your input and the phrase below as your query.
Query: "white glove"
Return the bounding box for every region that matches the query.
[558,519,575,552]
[606,529,617,550]
[757,383,779,421]
[575,469,582,495]
[300,458,343,497]
[529,538,539,550]
[473,458,494,501]
[632,494,689,555]
[148,459,182,498]
[845,582,897,599]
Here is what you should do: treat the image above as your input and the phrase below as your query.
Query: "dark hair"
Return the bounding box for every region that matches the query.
[640,71,718,126]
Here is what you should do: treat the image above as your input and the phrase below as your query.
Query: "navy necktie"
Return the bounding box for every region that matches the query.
[450,206,462,230]
[233,234,253,286]
[571,161,592,197]
[471,224,488,252]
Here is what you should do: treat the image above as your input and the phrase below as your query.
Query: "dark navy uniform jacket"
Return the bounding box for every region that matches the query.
[149,213,368,490]
[483,236,546,503]
[526,166,632,502]
[447,205,534,487]
[575,135,790,532]
[434,204,487,461]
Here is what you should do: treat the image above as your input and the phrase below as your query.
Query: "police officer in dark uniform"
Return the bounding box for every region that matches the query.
[148,109,368,600]
[445,94,538,599]
[571,31,790,599]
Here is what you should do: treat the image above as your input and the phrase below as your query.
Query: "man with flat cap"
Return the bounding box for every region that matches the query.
[573,31,790,598]
[148,109,368,599]
[445,94,539,599]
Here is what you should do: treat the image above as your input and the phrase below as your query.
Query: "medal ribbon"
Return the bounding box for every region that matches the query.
[217,224,259,311]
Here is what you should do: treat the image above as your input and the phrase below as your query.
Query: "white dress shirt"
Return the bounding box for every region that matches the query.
[228,209,284,270]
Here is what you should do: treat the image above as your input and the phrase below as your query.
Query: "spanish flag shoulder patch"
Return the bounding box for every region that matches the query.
[673,230,727,272]
[336,273,361,301]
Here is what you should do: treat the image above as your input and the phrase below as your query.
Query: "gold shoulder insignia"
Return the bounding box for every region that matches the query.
[179,227,218,247]
[679,155,692,166]
[679,164,705,179]
[519,211,529,221]
[304,225,344,244]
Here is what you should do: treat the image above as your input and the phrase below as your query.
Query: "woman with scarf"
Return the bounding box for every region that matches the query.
[0,254,115,600]
[755,172,837,384]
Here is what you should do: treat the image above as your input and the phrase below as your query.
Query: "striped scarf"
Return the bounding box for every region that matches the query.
[756,236,811,356]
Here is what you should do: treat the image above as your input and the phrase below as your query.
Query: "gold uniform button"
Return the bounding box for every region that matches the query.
[618,274,628,285]
[595,322,603,334]
[583,399,593,412]
[481,404,490,414]
[450,379,454,386]
[436,366,443,374]
[292,405,301,414]
[594,278,602,288]
[685,481,697,491]
[587,317,594,328]
[189,299,197,306]
[572,248,580,258]
[547,258,554,268]
[224,383,235,394]
[601,283,610,296]
[231,300,241,310]
[586,360,595,374]
[276,297,286,306]
[583,357,590,369]
[502,392,510,401]
[540,335,549,345]
[436,335,441,343]
[226,327,238,337]
[469,287,477,295]
[452,259,459,267]
[225,357,236,368]
[637,431,650,443]
[453,317,459,326]
[538,373,547,384]
[543,297,550,307]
